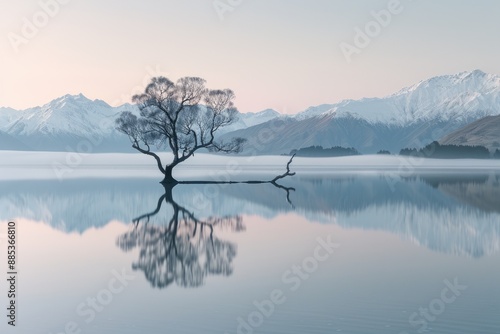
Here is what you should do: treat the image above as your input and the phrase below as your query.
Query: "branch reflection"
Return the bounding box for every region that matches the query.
[117,185,245,289]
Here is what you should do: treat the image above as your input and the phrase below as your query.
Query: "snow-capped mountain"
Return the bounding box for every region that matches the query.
[295,104,339,120]
[223,70,500,154]
[0,95,281,152]
[216,108,280,134]
[5,94,120,137]
[0,94,135,152]
[296,70,500,125]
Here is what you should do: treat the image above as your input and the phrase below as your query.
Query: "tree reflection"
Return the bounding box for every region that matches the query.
[117,185,245,289]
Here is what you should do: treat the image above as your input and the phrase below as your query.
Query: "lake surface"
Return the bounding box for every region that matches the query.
[1,171,499,334]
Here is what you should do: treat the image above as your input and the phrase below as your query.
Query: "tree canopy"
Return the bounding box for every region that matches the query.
[400,141,492,159]
[290,145,360,157]
[116,76,246,184]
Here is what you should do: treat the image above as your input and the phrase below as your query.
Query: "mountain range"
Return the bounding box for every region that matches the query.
[0,94,281,152]
[222,69,500,154]
[1,70,500,153]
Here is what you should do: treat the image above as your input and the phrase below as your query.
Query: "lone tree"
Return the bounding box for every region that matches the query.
[116,76,246,184]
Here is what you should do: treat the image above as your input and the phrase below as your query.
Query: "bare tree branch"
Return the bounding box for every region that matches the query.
[271,154,297,183]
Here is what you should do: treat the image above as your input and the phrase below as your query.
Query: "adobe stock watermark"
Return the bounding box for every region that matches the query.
[399,278,467,334]
[109,65,170,106]
[382,139,436,192]
[51,65,169,181]
[48,268,135,334]
[190,105,333,212]
[340,0,414,63]
[7,0,72,53]
[51,117,115,181]
[213,0,243,21]
[225,235,340,334]
[382,127,447,192]
[189,116,289,211]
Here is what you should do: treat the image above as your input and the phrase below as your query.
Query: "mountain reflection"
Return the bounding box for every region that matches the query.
[117,185,245,289]
[1,172,500,258]
[419,173,500,214]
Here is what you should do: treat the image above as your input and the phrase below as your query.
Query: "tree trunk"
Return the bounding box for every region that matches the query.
[161,165,177,185]
[162,183,175,203]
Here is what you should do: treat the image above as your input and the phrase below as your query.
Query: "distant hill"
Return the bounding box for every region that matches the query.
[291,145,360,157]
[400,141,492,159]
[440,115,500,151]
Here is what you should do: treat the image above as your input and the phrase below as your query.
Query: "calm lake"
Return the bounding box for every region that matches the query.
[1,171,499,334]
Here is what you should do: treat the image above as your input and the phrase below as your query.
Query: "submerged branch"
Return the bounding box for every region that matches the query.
[177,155,297,207]
[271,154,296,184]
[178,155,297,186]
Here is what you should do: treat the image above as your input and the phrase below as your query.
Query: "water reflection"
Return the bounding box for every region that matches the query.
[117,185,244,289]
[2,173,499,334]
[419,173,500,213]
[1,172,499,258]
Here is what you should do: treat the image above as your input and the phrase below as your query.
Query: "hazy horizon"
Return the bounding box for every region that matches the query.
[1,68,494,114]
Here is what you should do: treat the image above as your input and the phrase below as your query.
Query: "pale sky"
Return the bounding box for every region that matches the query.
[1,0,499,113]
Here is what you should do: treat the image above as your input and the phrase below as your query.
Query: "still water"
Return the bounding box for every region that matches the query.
[0,173,499,334]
